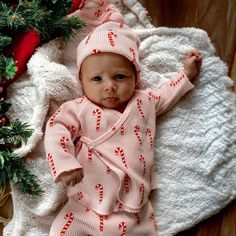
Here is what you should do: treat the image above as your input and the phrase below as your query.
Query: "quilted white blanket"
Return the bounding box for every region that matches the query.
[4,0,236,235]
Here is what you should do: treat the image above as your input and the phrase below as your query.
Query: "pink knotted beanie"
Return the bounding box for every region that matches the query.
[76,21,141,82]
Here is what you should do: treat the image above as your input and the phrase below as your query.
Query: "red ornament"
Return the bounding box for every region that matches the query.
[1,115,8,127]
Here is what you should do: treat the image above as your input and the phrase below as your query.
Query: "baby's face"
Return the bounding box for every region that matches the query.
[80,52,136,112]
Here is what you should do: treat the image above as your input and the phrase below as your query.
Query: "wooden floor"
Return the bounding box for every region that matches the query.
[176,200,236,236]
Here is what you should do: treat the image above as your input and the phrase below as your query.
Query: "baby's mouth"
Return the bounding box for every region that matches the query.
[104,97,119,103]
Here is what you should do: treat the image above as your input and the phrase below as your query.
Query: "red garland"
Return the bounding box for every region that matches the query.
[1,0,82,88]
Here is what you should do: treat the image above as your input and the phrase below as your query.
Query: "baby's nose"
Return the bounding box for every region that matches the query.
[104,80,117,91]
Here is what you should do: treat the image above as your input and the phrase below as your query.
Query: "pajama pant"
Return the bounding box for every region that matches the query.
[50,197,158,236]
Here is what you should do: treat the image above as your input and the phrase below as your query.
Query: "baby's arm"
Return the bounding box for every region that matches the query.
[183,49,202,81]
[153,49,202,116]
[44,100,84,186]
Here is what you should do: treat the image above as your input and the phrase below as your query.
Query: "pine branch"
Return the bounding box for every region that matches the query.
[0,2,26,31]
[0,35,12,52]
[0,151,43,196]
[42,0,73,17]
[53,16,86,40]
[0,120,33,146]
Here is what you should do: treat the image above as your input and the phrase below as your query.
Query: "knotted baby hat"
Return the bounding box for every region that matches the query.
[76,21,141,82]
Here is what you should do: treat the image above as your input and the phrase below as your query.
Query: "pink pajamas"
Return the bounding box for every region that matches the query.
[44,72,194,235]
[50,198,157,236]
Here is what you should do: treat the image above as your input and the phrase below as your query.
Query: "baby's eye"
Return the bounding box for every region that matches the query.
[116,74,125,80]
[92,76,102,81]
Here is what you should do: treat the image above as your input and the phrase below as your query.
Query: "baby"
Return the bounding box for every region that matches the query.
[44,21,201,235]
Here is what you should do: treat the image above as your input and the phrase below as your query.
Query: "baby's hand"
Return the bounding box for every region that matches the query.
[183,49,202,81]
[58,168,84,187]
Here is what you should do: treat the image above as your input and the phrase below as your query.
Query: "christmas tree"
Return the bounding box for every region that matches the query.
[0,0,85,196]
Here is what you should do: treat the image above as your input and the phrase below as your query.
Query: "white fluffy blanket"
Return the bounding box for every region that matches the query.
[4,0,236,235]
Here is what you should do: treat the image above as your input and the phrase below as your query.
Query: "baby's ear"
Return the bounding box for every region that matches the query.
[78,72,82,81]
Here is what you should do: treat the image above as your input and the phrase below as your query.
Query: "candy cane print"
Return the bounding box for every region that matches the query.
[115,147,128,169]
[170,74,184,87]
[104,7,112,13]
[60,212,74,236]
[112,125,125,134]
[76,191,83,200]
[116,200,123,210]
[76,95,87,104]
[106,166,111,174]
[134,125,142,145]
[148,92,152,102]
[92,108,102,131]
[120,124,125,135]
[88,149,92,162]
[67,125,76,136]
[169,80,178,87]
[99,214,108,232]
[148,91,160,102]
[139,183,145,205]
[96,150,103,158]
[49,108,61,127]
[111,126,116,132]
[99,215,104,232]
[85,32,93,45]
[136,99,145,119]
[60,136,70,152]
[146,128,153,147]
[92,49,101,55]
[94,9,102,17]
[47,153,56,176]
[129,47,136,63]
[134,213,140,225]
[149,213,158,231]
[118,221,127,236]
[95,184,104,204]
[124,174,130,193]
[139,155,147,176]
[97,1,105,6]
[107,31,117,47]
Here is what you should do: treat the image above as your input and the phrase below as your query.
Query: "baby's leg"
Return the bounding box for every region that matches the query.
[50,198,158,235]
[49,197,96,236]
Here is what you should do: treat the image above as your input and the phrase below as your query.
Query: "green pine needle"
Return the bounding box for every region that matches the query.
[0,35,12,52]
[0,120,33,146]
[0,56,17,81]
[0,151,43,196]
[54,16,86,41]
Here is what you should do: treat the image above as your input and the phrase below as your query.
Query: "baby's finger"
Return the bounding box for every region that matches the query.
[186,49,201,58]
